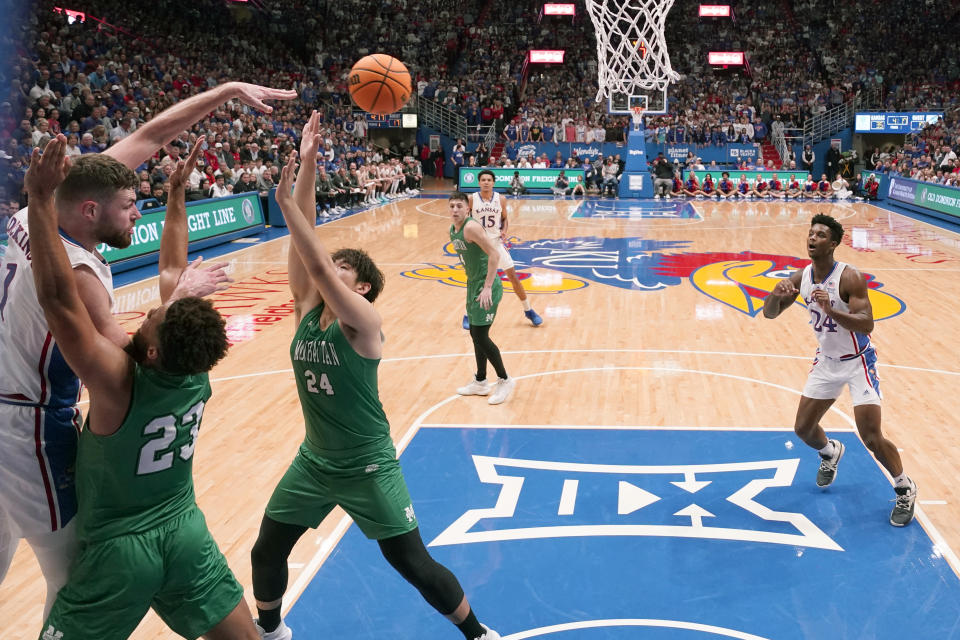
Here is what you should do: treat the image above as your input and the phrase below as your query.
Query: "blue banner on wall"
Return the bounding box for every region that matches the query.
[647,144,761,165]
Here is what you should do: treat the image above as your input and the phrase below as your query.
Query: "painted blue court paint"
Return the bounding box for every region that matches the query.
[573,200,700,219]
[286,428,960,639]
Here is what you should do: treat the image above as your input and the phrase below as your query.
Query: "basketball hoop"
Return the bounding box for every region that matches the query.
[585,0,681,102]
[631,105,645,131]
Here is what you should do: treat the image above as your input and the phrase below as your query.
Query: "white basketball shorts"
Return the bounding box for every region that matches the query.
[802,347,882,406]
[0,403,80,538]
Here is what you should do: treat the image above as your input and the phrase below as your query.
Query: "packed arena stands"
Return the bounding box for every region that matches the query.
[2,0,959,230]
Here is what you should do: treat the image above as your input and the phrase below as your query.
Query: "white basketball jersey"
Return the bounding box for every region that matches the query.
[798,261,871,359]
[471,191,503,238]
[0,207,115,407]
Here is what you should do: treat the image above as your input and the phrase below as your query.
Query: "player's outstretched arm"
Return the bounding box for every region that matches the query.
[26,136,131,399]
[105,82,298,170]
[287,111,324,320]
[463,219,500,310]
[158,135,230,301]
[763,271,802,319]
[275,156,381,339]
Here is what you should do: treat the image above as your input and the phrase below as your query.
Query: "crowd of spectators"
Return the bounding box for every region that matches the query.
[1,0,477,234]
[864,109,960,187]
[3,0,960,241]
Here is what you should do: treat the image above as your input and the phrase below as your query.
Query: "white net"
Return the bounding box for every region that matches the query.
[585,0,680,102]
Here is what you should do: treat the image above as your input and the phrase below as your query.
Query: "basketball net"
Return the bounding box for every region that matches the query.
[585,0,681,102]
[631,106,645,130]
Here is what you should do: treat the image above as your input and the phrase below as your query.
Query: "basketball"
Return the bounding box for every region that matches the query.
[348,54,412,115]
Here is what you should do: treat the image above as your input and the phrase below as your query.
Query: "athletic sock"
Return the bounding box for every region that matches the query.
[455,609,486,640]
[893,473,911,488]
[818,440,836,458]
[521,299,532,312]
[257,606,281,633]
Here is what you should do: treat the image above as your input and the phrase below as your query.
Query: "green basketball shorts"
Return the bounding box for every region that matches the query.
[40,507,243,640]
[465,279,503,327]
[265,444,419,540]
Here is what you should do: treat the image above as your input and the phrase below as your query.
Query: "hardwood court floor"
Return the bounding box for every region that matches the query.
[4,195,959,638]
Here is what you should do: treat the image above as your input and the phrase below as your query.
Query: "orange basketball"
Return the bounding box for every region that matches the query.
[348,54,413,115]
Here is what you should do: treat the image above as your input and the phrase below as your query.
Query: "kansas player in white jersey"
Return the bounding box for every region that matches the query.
[763,214,916,526]
[467,170,542,328]
[0,82,294,622]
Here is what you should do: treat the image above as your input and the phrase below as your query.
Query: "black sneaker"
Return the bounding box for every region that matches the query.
[890,480,918,527]
[816,439,845,487]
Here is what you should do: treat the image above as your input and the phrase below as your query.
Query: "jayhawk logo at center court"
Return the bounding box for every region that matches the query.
[402,238,905,320]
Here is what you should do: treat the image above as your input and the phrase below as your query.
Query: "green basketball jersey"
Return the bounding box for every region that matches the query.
[450,218,502,290]
[75,365,211,542]
[290,303,393,459]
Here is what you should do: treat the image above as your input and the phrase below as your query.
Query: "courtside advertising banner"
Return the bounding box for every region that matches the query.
[96,193,264,263]
[459,168,585,191]
[887,177,960,219]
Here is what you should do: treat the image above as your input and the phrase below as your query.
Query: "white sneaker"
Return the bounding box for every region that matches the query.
[488,377,515,405]
[476,623,502,639]
[255,619,293,640]
[458,378,491,396]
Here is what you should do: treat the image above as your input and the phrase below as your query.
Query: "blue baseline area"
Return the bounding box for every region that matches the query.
[286,428,960,639]
[573,200,700,220]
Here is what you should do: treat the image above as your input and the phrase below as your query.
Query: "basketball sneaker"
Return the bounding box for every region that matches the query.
[889,480,918,527]
[462,314,470,330]
[255,620,293,640]
[524,309,543,326]
[474,624,502,640]
[458,378,491,396]
[816,439,845,487]
[488,377,515,405]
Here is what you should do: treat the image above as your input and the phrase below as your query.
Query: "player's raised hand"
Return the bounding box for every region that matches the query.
[175,256,232,297]
[169,135,205,191]
[230,82,298,114]
[25,134,71,200]
[276,153,298,209]
[772,278,798,298]
[299,110,321,162]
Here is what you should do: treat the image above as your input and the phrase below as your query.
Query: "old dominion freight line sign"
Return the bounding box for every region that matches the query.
[887,177,960,220]
[458,168,585,190]
[97,193,263,263]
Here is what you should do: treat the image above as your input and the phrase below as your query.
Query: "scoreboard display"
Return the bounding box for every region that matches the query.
[854,112,943,134]
[354,112,418,128]
[361,112,403,128]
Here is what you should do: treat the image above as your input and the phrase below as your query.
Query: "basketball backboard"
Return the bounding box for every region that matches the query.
[608,87,667,115]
